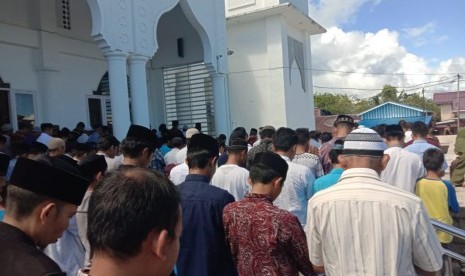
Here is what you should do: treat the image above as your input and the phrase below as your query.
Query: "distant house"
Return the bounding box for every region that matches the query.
[314,108,359,133]
[358,102,432,128]
[432,91,465,121]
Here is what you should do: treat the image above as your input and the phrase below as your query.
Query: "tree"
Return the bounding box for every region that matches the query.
[314,93,355,115]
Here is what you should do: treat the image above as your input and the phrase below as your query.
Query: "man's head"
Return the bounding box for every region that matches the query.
[423,148,444,174]
[1,124,12,135]
[170,137,184,150]
[232,127,248,141]
[249,152,289,200]
[329,139,344,165]
[97,135,120,158]
[320,132,333,144]
[383,124,405,146]
[341,128,389,174]
[295,128,310,151]
[259,125,275,139]
[227,138,248,167]
[88,168,181,275]
[272,127,298,158]
[79,154,107,184]
[333,115,355,137]
[121,125,158,167]
[185,128,200,145]
[172,120,179,129]
[40,123,54,135]
[48,138,66,157]
[75,122,85,132]
[411,121,428,140]
[250,128,258,137]
[5,158,89,247]
[186,134,219,178]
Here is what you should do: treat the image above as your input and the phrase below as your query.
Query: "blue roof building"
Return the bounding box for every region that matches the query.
[358,102,432,128]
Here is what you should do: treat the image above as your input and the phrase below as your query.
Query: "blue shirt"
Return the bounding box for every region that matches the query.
[442,180,460,213]
[313,168,343,194]
[159,144,171,157]
[177,174,237,276]
[405,140,448,171]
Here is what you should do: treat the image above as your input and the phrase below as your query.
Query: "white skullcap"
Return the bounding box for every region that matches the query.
[343,128,387,157]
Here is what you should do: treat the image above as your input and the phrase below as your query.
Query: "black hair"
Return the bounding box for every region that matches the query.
[272,127,298,152]
[0,136,6,144]
[423,148,444,172]
[372,124,387,137]
[121,137,154,158]
[411,121,428,138]
[186,134,219,169]
[309,130,321,140]
[171,137,184,148]
[5,185,57,220]
[40,123,53,132]
[228,138,248,154]
[250,128,258,136]
[230,128,247,140]
[320,132,333,144]
[76,122,85,129]
[249,164,285,184]
[88,168,180,260]
[97,135,120,151]
[260,128,275,139]
[295,128,310,146]
[329,139,344,164]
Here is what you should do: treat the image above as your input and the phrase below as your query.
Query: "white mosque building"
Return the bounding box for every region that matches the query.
[0,0,325,139]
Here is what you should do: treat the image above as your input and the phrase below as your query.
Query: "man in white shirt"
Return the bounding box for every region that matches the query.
[211,138,250,200]
[381,124,426,193]
[36,123,54,148]
[96,135,120,171]
[272,127,315,226]
[164,137,184,165]
[307,128,443,276]
[175,128,199,165]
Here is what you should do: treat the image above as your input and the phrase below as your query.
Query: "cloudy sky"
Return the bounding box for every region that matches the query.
[308,0,465,98]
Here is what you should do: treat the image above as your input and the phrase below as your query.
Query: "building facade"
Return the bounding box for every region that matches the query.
[0,0,324,139]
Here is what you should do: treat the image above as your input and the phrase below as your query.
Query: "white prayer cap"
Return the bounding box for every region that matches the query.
[343,128,387,157]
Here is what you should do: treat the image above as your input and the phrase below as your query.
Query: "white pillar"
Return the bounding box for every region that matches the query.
[37,68,60,124]
[212,74,231,136]
[105,51,131,140]
[129,55,150,128]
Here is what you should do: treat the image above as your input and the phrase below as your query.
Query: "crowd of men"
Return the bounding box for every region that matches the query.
[0,115,460,275]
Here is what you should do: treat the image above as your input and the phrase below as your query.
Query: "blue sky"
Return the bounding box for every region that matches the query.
[308,0,465,96]
[344,0,465,65]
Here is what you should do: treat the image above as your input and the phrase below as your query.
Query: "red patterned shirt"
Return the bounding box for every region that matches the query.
[223,193,314,276]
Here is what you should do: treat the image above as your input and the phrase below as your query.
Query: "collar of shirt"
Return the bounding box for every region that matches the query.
[339,168,381,182]
[330,168,344,174]
[185,174,210,183]
[0,222,35,247]
[245,192,274,203]
[280,155,291,162]
[413,139,427,144]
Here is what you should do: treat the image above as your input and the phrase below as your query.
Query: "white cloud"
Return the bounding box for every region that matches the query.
[308,0,382,27]
[403,22,435,38]
[311,27,461,98]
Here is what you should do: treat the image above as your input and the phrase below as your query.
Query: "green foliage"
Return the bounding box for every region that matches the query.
[314,85,440,120]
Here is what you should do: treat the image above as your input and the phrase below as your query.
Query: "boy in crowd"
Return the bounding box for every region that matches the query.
[313,139,344,194]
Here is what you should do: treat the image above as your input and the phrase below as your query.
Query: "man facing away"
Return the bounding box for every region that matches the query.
[312,139,344,194]
[380,124,426,193]
[0,157,89,276]
[96,135,120,171]
[78,167,181,276]
[273,127,315,227]
[307,128,443,275]
[319,115,355,174]
[246,126,275,169]
[119,124,158,168]
[211,138,250,200]
[293,128,324,178]
[223,152,314,276]
[177,133,237,276]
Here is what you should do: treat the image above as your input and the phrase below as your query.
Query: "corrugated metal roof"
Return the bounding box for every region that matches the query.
[358,102,429,120]
[359,116,432,128]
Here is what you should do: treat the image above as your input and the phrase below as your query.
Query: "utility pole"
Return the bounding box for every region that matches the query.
[422,87,426,123]
[458,74,461,130]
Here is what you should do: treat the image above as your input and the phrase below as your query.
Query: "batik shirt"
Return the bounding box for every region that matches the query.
[223,193,314,276]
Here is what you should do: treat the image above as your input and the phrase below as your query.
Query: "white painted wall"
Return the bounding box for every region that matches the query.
[227,16,288,130]
[0,2,107,129]
[225,0,308,17]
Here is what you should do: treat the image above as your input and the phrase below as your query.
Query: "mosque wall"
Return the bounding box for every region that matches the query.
[225,0,308,17]
[227,16,288,130]
[0,1,106,129]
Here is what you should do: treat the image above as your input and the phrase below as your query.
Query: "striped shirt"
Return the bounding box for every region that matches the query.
[307,168,443,276]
